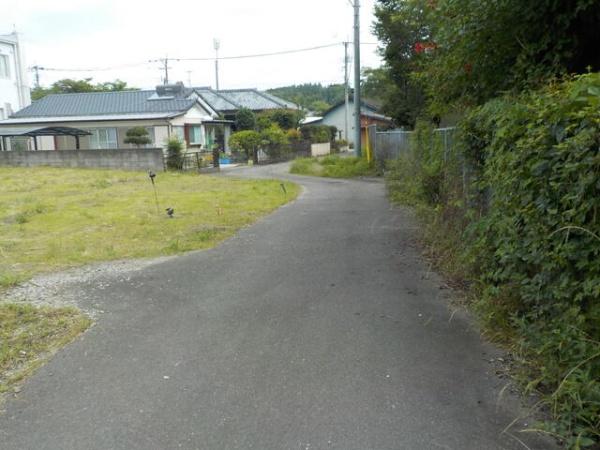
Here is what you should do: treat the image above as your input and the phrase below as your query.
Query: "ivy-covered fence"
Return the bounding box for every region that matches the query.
[386,73,600,448]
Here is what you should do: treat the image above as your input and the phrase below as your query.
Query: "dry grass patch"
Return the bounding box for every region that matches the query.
[0,303,91,394]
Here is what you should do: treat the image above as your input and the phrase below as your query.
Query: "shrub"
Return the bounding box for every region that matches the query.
[124,127,151,147]
[387,73,600,447]
[286,129,302,142]
[299,125,333,143]
[467,75,600,446]
[258,109,303,130]
[260,124,289,159]
[165,138,183,170]
[229,130,262,163]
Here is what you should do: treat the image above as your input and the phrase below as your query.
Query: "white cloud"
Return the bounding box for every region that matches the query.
[2,0,382,90]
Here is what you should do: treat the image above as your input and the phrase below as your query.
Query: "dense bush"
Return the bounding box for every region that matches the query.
[387,74,600,447]
[165,138,183,170]
[257,109,303,130]
[299,125,334,143]
[228,130,262,164]
[260,124,289,159]
[235,108,256,131]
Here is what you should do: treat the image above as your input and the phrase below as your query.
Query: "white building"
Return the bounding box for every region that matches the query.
[0,32,30,120]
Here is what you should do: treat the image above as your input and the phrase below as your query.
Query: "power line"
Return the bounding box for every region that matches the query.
[173,42,343,62]
[29,61,148,72]
[30,43,379,73]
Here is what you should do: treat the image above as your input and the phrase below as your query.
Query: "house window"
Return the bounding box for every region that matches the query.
[10,137,30,151]
[189,125,202,145]
[0,54,10,79]
[88,128,118,149]
[172,126,185,142]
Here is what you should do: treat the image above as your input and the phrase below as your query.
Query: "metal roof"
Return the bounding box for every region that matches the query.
[6,87,299,123]
[321,100,393,123]
[193,88,299,112]
[11,90,197,119]
[0,126,91,137]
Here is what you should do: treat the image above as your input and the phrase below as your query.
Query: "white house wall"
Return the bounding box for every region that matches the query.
[0,33,30,120]
[170,104,213,125]
[321,104,354,144]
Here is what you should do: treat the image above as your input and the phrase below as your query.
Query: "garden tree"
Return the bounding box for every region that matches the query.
[259,124,289,159]
[229,130,262,164]
[235,107,256,131]
[309,100,330,115]
[372,0,432,125]
[255,114,273,132]
[165,137,183,170]
[124,127,151,147]
[257,109,303,130]
[31,78,137,101]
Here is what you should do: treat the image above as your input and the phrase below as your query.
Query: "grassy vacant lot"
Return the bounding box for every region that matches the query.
[0,167,299,289]
[290,155,378,178]
[0,167,298,394]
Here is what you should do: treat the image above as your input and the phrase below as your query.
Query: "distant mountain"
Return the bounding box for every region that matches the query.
[267,83,346,114]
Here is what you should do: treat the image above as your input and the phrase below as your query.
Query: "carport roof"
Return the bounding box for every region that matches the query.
[0,126,91,137]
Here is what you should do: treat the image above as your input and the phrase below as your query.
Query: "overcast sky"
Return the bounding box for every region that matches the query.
[2,0,383,91]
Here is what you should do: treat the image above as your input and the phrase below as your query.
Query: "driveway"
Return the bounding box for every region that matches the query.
[0,163,556,450]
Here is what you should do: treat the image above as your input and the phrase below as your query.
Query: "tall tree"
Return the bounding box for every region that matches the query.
[372,0,432,126]
[421,0,593,112]
[235,107,256,131]
[374,0,600,114]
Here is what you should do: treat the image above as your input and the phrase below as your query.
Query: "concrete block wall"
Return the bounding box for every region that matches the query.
[311,142,331,157]
[0,148,165,171]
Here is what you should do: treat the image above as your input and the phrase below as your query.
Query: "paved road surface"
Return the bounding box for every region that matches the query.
[0,163,556,449]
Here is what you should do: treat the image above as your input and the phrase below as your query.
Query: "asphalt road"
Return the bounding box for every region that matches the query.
[0,163,556,450]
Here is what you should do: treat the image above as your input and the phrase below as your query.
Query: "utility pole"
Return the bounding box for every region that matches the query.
[214,38,220,90]
[343,42,350,142]
[353,0,362,157]
[162,57,169,84]
[31,65,41,88]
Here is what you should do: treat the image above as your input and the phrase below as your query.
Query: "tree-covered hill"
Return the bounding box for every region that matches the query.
[267,83,345,114]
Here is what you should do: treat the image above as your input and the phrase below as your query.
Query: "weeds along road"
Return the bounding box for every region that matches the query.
[0,162,557,450]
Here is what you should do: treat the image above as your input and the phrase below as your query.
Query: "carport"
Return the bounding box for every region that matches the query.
[0,126,91,151]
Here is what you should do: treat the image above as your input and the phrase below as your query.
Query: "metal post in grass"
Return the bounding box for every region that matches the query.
[148,170,160,214]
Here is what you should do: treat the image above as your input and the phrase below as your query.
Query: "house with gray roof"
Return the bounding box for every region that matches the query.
[0,82,299,151]
[304,99,393,147]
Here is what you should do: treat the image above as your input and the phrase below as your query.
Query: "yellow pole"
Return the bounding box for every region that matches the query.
[365,127,372,162]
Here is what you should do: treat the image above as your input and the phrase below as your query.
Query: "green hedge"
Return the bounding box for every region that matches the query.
[388,73,600,448]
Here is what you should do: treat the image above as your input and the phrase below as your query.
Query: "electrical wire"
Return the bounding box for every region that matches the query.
[32,42,379,72]
[156,42,343,62]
